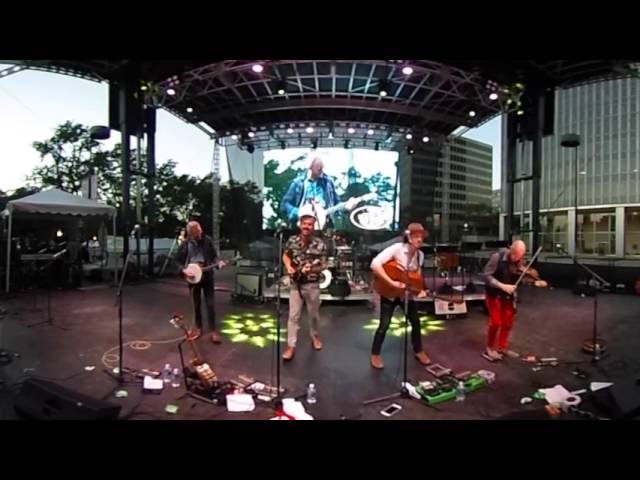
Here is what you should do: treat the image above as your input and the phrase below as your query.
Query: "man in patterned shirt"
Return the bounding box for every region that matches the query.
[281,204,328,361]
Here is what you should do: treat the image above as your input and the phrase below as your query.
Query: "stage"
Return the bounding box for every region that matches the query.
[1,268,639,420]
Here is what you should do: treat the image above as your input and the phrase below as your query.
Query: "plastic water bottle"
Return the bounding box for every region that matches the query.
[162,363,172,384]
[455,381,466,402]
[171,368,181,388]
[306,383,317,404]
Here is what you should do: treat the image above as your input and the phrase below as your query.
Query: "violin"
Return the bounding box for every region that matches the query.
[509,262,549,288]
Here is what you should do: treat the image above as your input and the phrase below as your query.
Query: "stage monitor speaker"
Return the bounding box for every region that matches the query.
[328,278,351,298]
[235,271,262,298]
[14,378,121,420]
[434,298,467,316]
[591,380,640,419]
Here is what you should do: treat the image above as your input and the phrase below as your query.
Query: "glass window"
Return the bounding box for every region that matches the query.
[625,208,640,256]
[577,210,616,255]
[538,212,568,252]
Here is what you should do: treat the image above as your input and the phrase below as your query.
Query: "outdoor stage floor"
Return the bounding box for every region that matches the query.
[1,268,639,420]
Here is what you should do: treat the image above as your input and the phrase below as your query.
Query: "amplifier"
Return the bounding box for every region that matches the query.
[235,270,262,298]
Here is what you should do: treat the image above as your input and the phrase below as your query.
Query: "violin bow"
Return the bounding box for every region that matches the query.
[513,246,543,290]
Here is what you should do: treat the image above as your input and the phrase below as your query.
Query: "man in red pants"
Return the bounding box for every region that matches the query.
[482,240,547,361]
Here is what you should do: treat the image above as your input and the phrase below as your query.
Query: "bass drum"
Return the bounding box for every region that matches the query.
[319,269,333,290]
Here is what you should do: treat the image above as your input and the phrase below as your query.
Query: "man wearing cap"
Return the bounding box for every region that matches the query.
[369,223,432,369]
[281,204,328,361]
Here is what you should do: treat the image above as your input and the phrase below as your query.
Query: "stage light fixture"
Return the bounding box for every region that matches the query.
[367,129,374,135]
[306,127,314,134]
[378,80,390,97]
[469,110,476,117]
[422,136,430,143]
[402,66,413,75]
[186,107,193,113]
[489,92,499,101]
[276,79,286,95]
[231,134,238,141]
[348,127,356,134]
[406,146,415,155]
[252,64,264,73]
[248,131,255,138]
[166,88,176,96]
[405,133,413,140]
[286,127,294,134]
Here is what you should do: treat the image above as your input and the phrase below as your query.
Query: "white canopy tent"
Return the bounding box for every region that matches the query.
[2,189,117,293]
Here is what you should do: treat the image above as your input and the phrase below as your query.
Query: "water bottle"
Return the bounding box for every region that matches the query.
[306,383,317,404]
[455,381,466,402]
[171,368,181,388]
[162,363,172,384]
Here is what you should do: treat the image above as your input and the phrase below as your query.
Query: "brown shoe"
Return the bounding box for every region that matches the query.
[415,351,431,365]
[210,331,222,344]
[282,346,295,361]
[370,355,384,369]
[312,335,323,351]
[188,328,202,341]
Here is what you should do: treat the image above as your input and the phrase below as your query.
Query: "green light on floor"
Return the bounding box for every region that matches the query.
[363,325,379,330]
[250,336,267,348]
[231,333,250,343]
[221,329,242,335]
[247,325,261,332]
[426,320,444,325]
[426,325,445,331]
[363,316,446,336]
[260,322,274,328]
[259,314,273,319]
[243,313,256,318]
[266,334,286,342]
[228,315,242,320]
[245,320,256,326]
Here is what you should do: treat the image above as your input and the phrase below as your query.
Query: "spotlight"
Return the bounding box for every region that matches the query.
[367,129,374,135]
[56,229,63,238]
[166,88,176,96]
[306,127,314,134]
[489,92,499,101]
[402,66,413,75]
[246,144,255,154]
[469,110,476,117]
[276,79,286,95]
[231,134,238,141]
[405,133,413,140]
[517,109,524,115]
[406,146,415,155]
[252,64,264,73]
[348,127,356,134]
[248,131,255,138]
[286,127,294,134]
[422,136,430,143]
[378,80,390,97]
[186,107,194,113]
[140,84,148,91]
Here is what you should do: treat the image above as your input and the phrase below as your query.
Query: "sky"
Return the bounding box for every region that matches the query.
[0,65,501,193]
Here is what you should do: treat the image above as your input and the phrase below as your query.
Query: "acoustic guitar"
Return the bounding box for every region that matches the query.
[169,314,217,388]
[373,260,464,303]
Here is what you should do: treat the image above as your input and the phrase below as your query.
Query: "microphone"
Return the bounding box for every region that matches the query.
[274,223,287,237]
[130,224,141,237]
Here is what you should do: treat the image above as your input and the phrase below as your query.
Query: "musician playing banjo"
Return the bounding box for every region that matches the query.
[369,223,432,370]
[176,221,226,344]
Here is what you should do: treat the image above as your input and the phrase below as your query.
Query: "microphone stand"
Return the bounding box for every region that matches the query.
[558,247,609,363]
[272,226,287,404]
[27,249,68,330]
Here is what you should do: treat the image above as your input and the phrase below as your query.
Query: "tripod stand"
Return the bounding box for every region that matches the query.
[27,250,68,330]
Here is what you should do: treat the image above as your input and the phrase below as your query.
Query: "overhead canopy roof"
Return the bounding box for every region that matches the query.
[4,188,116,217]
[4,59,638,149]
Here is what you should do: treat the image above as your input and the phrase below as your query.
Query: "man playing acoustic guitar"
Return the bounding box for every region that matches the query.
[176,221,226,344]
[370,223,432,370]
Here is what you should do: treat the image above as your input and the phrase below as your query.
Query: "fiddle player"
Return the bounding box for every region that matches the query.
[482,240,547,361]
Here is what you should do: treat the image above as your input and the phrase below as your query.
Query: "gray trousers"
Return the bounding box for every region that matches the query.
[287,282,321,347]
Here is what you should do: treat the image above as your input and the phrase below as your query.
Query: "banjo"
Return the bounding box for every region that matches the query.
[183,261,226,285]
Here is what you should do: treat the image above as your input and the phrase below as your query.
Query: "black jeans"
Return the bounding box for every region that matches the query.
[371,296,423,355]
[189,276,216,331]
